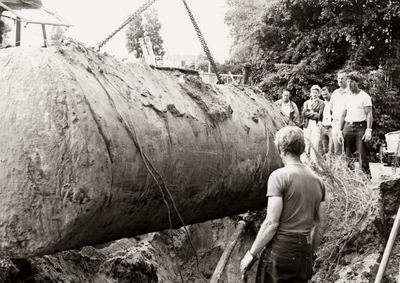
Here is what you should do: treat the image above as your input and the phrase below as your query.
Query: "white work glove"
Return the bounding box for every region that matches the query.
[240,250,257,282]
[363,128,372,142]
[338,131,344,144]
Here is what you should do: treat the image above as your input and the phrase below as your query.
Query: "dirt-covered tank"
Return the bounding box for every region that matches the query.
[0,40,288,258]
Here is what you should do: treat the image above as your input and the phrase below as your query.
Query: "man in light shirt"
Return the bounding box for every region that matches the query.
[302,85,324,161]
[330,70,348,156]
[338,71,373,178]
[275,90,301,127]
[320,86,333,157]
[240,126,326,283]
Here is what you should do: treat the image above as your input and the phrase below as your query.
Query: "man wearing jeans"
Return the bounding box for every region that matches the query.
[240,126,327,283]
[338,72,373,177]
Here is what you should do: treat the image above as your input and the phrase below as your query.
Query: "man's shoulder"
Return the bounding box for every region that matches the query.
[275,99,282,105]
[359,90,371,97]
[332,88,348,96]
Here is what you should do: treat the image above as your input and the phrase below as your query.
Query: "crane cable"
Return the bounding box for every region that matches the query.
[96,0,159,50]
[96,0,223,84]
[180,0,224,84]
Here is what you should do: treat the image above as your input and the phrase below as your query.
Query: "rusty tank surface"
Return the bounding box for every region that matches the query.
[0,40,289,258]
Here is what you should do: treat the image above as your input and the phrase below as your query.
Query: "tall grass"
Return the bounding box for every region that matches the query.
[304,151,382,264]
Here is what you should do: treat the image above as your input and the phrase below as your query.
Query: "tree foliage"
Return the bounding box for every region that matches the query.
[225,0,400,155]
[126,8,165,60]
[49,25,65,44]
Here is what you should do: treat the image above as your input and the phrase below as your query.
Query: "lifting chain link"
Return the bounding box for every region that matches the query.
[181,0,224,84]
[97,0,159,50]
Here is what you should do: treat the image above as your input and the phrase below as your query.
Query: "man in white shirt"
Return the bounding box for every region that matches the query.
[302,85,324,161]
[320,86,333,157]
[330,70,348,156]
[275,90,301,127]
[338,71,373,178]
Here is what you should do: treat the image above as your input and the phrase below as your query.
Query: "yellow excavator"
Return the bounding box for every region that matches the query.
[0,0,72,47]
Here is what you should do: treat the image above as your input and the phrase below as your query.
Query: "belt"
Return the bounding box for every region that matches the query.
[274,234,311,244]
[322,125,332,128]
[346,120,367,125]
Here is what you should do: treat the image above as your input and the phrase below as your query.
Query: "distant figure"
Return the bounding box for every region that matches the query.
[275,90,301,127]
[0,19,11,48]
[320,86,333,157]
[302,85,324,161]
[338,71,373,178]
[330,70,348,156]
[240,126,327,283]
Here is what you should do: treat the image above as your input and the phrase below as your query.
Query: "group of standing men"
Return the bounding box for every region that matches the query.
[239,70,373,283]
[275,69,373,178]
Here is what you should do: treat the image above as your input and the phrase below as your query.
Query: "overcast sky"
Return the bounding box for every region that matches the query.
[6,0,232,62]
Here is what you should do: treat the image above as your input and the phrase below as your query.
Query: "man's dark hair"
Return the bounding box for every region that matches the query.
[347,71,362,83]
[322,86,331,92]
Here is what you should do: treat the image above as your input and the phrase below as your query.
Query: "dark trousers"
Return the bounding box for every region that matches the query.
[255,234,313,283]
[343,121,371,177]
[320,125,333,156]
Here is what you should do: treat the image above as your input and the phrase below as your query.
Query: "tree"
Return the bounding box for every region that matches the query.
[143,8,165,60]
[225,0,400,155]
[0,17,13,45]
[126,8,164,60]
[126,16,145,58]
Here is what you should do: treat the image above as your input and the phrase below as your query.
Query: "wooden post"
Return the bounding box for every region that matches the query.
[375,207,400,283]
[243,64,251,85]
[210,220,246,283]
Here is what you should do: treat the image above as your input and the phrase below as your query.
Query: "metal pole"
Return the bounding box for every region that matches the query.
[15,17,21,46]
[41,24,47,47]
[375,206,400,283]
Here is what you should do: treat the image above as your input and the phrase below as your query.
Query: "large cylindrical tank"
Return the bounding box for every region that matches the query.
[0,41,288,258]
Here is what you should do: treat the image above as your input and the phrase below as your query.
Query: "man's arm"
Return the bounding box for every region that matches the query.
[249,196,282,256]
[338,109,347,144]
[310,201,327,253]
[362,106,373,141]
[302,101,311,117]
[240,196,282,274]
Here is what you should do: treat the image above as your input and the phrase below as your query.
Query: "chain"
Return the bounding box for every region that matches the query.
[181,0,224,84]
[97,0,159,50]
